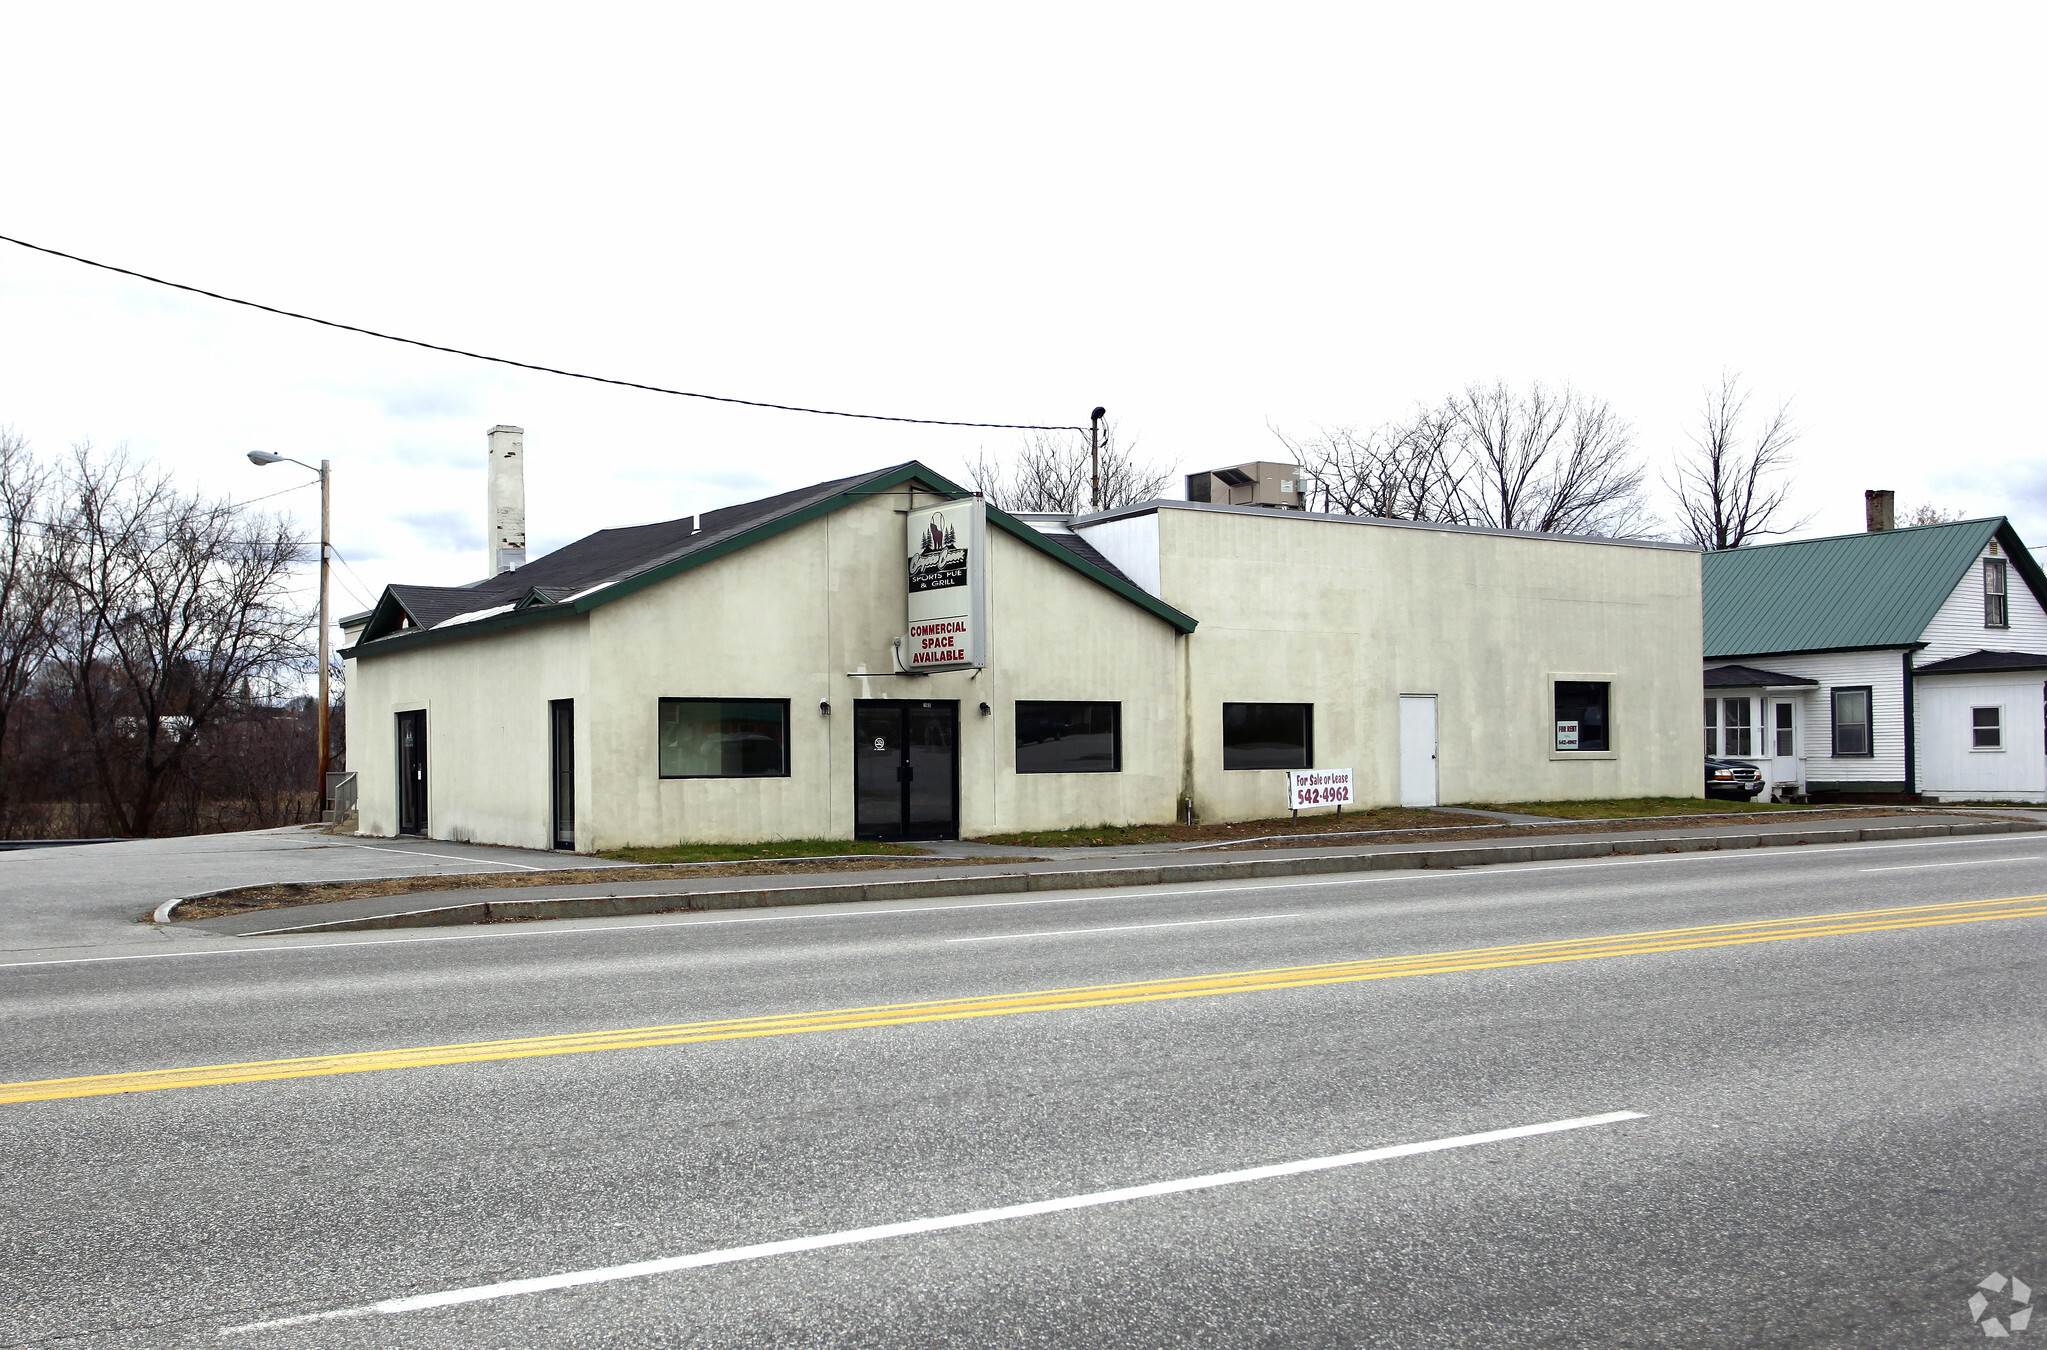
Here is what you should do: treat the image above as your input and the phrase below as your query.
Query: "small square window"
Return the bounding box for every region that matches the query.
[1223,703,1312,770]
[1973,706,2003,749]
[1555,681,1610,752]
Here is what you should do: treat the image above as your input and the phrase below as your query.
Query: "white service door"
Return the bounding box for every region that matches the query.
[1399,695,1438,807]
[1768,700,1799,788]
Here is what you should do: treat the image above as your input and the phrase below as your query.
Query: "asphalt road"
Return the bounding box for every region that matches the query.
[3,831,2043,1347]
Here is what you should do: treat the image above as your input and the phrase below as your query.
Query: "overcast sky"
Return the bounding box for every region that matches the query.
[2,4,2042,621]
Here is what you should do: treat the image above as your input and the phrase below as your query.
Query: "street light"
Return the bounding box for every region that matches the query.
[247,451,332,808]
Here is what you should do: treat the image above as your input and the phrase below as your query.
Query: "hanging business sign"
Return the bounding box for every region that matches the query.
[903,497,986,671]
[1287,767,1353,810]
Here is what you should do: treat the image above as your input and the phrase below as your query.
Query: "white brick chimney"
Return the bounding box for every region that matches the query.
[487,424,526,574]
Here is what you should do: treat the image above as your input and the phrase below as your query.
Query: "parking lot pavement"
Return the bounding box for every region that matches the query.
[0,828,628,956]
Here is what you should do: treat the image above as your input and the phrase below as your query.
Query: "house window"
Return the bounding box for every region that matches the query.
[1222,702,1312,770]
[1830,687,1872,757]
[1703,698,1718,756]
[658,699,790,778]
[1016,701,1121,773]
[1985,559,2009,628]
[1973,706,2003,750]
[1721,698,1753,757]
[1554,681,1610,752]
[1773,702,1794,757]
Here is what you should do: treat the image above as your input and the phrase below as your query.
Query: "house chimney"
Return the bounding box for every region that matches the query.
[1864,489,1895,533]
[487,424,526,574]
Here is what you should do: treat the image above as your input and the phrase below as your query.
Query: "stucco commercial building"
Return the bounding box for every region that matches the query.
[343,453,1702,850]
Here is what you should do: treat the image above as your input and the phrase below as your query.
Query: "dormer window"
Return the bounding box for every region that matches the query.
[1985,558,2009,628]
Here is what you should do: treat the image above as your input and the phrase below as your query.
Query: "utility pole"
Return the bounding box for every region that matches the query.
[1089,406,1106,511]
[317,458,331,797]
[246,449,333,813]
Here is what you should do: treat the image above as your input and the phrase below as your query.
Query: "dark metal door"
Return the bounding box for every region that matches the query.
[550,699,575,850]
[396,710,428,836]
[853,700,958,840]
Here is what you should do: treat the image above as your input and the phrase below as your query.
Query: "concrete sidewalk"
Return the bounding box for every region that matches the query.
[0,828,631,953]
[180,812,2043,937]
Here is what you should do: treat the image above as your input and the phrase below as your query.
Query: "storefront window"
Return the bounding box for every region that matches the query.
[658,699,790,777]
[1015,702,1122,773]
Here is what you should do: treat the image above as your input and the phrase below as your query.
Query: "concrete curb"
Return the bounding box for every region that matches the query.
[223,818,2043,937]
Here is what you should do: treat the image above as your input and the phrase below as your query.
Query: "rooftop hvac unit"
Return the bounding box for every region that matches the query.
[1185,461,1305,510]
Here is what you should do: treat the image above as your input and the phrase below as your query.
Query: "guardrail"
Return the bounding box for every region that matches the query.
[324,770,358,824]
[0,838,130,851]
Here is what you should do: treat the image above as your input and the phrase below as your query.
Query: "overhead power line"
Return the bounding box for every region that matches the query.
[0,233,1087,432]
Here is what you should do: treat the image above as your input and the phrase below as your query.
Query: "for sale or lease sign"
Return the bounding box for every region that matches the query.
[1286,767,1353,810]
[1555,720,1579,751]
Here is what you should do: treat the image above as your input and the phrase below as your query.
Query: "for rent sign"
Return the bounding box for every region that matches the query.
[903,498,986,670]
[1286,767,1353,810]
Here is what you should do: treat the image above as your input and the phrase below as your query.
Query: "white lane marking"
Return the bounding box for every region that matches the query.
[218,1109,1647,1335]
[1861,856,2042,872]
[946,914,1297,943]
[352,844,545,872]
[4,831,2034,971]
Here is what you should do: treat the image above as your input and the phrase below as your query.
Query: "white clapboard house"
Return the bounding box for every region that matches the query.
[1702,511,2047,802]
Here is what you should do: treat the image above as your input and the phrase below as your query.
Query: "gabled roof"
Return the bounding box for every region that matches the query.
[1913,649,2047,676]
[1702,518,2047,659]
[1705,663,1818,688]
[347,461,1197,656]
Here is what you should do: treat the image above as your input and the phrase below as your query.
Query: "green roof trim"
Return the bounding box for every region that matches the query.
[346,461,1197,659]
[1702,517,2047,659]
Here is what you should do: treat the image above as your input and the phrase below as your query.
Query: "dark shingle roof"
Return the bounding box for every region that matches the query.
[1705,663,1818,688]
[1702,518,2045,658]
[1913,649,2047,675]
[351,462,1198,653]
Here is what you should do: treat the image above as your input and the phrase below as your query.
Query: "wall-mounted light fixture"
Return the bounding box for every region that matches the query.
[978,702,992,716]
[819,701,832,715]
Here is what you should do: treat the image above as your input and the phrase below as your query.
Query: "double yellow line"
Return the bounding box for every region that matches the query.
[5,893,2042,1106]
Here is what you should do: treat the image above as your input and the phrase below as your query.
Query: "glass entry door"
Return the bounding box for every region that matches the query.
[853,700,958,840]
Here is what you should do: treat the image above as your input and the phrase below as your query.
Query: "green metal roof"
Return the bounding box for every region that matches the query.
[1702,517,2044,658]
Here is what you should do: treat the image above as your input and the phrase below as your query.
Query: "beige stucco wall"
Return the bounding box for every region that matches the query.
[1150,508,1702,818]
[350,490,1702,849]
[348,615,591,848]
[584,489,1185,847]
[352,488,1187,849]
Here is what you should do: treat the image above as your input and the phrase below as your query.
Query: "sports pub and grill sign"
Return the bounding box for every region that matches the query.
[903,498,987,671]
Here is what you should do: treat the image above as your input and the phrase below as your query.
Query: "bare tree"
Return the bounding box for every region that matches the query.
[965,421,1173,514]
[1444,381,1652,536]
[0,429,59,820]
[45,443,309,836]
[1666,372,1809,549]
[1280,381,1652,536]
